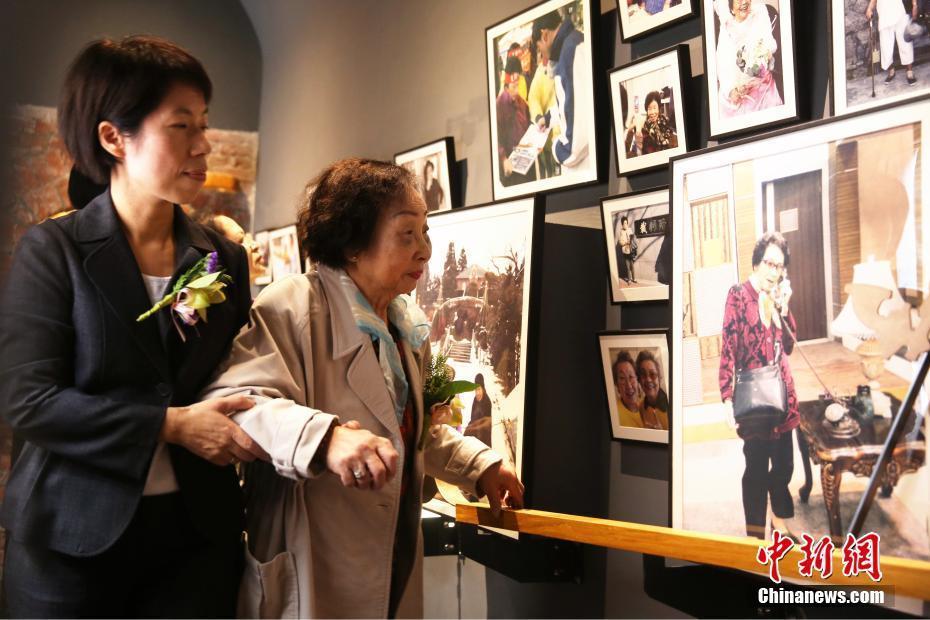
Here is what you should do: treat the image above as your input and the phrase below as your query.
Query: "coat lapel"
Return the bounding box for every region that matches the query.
[401,342,426,451]
[318,266,401,436]
[77,192,171,381]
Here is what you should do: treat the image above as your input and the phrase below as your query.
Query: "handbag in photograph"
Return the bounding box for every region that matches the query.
[732,346,787,426]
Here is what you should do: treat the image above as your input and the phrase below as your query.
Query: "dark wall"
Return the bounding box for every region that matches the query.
[0,0,261,131]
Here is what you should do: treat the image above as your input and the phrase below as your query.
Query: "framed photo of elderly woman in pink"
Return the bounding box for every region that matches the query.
[608,45,690,176]
[599,331,670,443]
[671,96,930,573]
[702,0,799,140]
[394,137,456,212]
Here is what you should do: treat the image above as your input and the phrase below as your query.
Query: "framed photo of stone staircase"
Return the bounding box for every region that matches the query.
[413,196,543,527]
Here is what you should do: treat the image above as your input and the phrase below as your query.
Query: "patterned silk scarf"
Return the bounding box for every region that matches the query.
[336,270,431,422]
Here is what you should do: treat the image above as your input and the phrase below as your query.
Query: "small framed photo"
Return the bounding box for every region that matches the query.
[598,330,671,443]
[830,0,930,117]
[609,45,690,176]
[252,230,272,286]
[617,0,698,42]
[702,0,799,140]
[267,224,302,281]
[600,187,671,303]
[486,0,600,200]
[394,137,457,212]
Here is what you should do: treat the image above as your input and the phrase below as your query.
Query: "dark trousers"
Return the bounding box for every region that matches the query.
[741,431,795,538]
[4,493,241,618]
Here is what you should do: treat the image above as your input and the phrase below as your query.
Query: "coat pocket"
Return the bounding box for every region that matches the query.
[238,541,299,619]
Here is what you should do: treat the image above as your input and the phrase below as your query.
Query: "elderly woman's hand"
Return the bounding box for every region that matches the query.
[477,461,525,517]
[325,421,399,490]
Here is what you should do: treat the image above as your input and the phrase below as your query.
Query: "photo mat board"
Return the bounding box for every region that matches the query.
[616,0,698,42]
[702,0,799,139]
[601,187,672,303]
[394,137,457,212]
[829,0,930,117]
[599,330,671,443]
[413,197,542,534]
[609,45,690,176]
[486,0,599,200]
[671,96,930,570]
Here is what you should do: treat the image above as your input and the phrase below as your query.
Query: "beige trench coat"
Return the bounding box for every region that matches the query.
[202,265,501,619]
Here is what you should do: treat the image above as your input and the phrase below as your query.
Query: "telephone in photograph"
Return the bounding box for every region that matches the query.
[772,270,791,312]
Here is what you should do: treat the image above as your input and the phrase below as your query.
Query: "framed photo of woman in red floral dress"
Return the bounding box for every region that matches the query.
[670,96,930,572]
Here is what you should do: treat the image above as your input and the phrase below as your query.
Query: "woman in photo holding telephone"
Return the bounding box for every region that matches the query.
[717,232,801,539]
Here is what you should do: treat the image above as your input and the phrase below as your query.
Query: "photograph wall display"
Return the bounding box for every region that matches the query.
[413,197,541,527]
[486,0,599,200]
[599,330,671,443]
[702,0,798,139]
[617,0,698,42]
[394,137,456,212]
[609,45,690,176]
[601,188,671,303]
[267,224,302,282]
[671,96,930,568]
[830,0,930,117]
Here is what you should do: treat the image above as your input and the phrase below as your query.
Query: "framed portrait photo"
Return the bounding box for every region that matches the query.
[609,45,690,176]
[486,0,600,200]
[412,197,543,532]
[394,137,457,212]
[617,0,698,42]
[267,224,303,282]
[601,187,671,303]
[599,330,671,444]
[671,96,930,561]
[830,0,930,117]
[702,0,799,140]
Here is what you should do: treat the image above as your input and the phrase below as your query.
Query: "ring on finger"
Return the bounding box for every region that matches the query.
[352,466,366,480]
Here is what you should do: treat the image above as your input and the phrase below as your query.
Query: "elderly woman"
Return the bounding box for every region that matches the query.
[613,351,645,428]
[714,0,783,117]
[640,90,678,155]
[0,36,261,617]
[719,231,799,539]
[202,158,522,618]
[635,350,669,430]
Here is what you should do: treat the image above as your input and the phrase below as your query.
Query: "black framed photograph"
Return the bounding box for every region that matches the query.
[608,45,690,176]
[702,0,798,140]
[671,95,929,559]
[830,0,930,117]
[617,0,698,42]
[599,330,671,443]
[601,187,671,303]
[486,0,600,200]
[394,137,457,212]
[413,196,543,532]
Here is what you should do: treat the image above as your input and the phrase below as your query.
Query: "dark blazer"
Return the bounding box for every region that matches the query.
[0,191,250,556]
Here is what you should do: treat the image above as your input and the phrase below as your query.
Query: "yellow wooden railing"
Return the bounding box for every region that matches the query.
[456,504,930,600]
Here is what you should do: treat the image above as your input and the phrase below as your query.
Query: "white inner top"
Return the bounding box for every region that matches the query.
[140,274,179,496]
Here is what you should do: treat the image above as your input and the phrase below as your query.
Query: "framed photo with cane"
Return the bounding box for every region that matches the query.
[830,0,930,116]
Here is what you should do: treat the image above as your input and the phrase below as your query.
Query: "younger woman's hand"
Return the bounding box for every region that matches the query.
[162,395,269,466]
